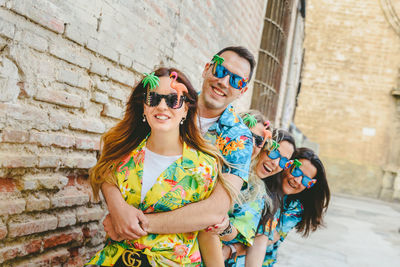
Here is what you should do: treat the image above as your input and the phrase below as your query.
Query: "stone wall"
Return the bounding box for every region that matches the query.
[294,0,400,199]
[0,0,267,265]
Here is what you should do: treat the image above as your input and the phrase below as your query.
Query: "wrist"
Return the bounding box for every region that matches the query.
[219,223,232,237]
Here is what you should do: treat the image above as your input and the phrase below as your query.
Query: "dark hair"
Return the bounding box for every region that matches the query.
[289,147,330,236]
[216,46,256,82]
[258,129,296,232]
[90,67,229,200]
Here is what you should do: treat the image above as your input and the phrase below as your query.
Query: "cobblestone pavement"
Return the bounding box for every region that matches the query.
[275,194,400,267]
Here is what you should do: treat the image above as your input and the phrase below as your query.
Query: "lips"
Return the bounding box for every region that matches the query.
[211,86,226,97]
[287,178,297,189]
[154,114,170,120]
[263,163,272,173]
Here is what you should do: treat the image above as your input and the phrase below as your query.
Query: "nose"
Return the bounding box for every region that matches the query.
[157,98,168,109]
[293,176,302,185]
[218,75,230,89]
[271,158,279,169]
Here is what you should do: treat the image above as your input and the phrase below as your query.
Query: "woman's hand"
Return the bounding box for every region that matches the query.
[205,215,230,235]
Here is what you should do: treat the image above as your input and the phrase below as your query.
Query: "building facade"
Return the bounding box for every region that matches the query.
[0,0,268,265]
[294,0,400,200]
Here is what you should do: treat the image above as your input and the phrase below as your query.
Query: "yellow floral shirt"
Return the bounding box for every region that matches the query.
[87,138,218,266]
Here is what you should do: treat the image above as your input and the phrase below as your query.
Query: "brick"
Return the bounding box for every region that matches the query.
[0,154,37,168]
[57,69,91,89]
[0,178,18,192]
[9,0,65,34]
[62,155,97,169]
[43,228,83,249]
[18,248,70,266]
[8,214,58,237]
[49,38,91,69]
[14,29,48,52]
[74,136,100,150]
[49,112,70,131]
[95,79,110,93]
[119,54,133,68]
[0,197,25,216]
[110,87,128,101]
[87,37,119,62]
[0,243,23,264]
[50,187,89,208]
[107,67,135,86]
[38,155,62,168]
[69,118,105,133]
[57,210,77,228]
[76,206,104,223]
[0,17,15,38]
[24,239,42,255]
[35,87,82,108]
[29,131,75,148]
[0,103,49,131]
[25,193,51,212]
[0,56,20,102]
[21,173,68,191]
[0,129,29,143]
[91,91,109,104]
[0,218,7,240]
[90,56,109,76]
[83,222,105,246]
[102,103,123,119]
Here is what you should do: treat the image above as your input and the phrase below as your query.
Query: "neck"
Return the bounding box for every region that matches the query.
[147,130,183,156]
[198,97,225,118]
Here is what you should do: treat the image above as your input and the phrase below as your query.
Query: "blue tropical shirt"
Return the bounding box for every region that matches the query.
[225,197,303,267]
[203,105,253,183]
[261,197,303,267]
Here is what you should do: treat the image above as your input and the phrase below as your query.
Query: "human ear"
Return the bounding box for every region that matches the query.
[202,63,211,78]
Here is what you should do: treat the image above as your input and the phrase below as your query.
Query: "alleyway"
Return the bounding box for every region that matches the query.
[276,194,400,267]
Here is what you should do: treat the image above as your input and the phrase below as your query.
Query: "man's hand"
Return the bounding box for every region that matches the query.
[109,201,149,240]
[103,214,122,241]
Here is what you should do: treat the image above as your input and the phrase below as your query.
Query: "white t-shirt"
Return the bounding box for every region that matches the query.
[198,116,220,136]
[141,148,181,201]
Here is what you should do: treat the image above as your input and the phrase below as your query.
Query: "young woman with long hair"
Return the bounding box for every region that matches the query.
[87,67,230,266]
[229,147,331,266]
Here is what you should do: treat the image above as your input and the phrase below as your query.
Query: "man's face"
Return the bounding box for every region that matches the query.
[200,51,251,113]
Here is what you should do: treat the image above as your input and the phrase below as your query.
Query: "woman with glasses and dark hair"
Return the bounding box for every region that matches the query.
[87,67,232,266]
[227,147,331,266]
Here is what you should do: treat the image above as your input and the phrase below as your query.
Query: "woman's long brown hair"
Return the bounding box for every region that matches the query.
[90,67,234,202]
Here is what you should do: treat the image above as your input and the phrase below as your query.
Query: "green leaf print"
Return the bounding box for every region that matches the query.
[104,244,118,258]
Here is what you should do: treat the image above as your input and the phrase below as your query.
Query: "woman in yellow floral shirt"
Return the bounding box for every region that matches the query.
[87,68,228,266]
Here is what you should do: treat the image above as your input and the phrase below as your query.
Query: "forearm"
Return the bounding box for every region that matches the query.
[198,231,224,267]
[101,182,126,212]
[146,182,231,233]
[245,235,268,267]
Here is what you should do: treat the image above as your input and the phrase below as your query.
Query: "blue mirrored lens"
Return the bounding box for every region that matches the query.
[214,64,228,78]
[301,176,312,187]
[267,149,280,159]
[291,167,303,177]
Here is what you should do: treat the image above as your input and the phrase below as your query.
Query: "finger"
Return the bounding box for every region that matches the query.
[138,212,149,231]
[131,222,147,237]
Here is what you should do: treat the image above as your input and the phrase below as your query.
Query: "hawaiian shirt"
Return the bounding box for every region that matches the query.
[203,104,253,184]
[261,197,303,267]
[224,194,266,247]
[87,138,218,267]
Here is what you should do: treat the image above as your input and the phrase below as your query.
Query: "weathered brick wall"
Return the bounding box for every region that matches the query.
[0,0,267,265]
[294,0,400,198]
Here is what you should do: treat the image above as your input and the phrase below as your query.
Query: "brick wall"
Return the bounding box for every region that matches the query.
[0,0,267,265]
[294,0,400,198]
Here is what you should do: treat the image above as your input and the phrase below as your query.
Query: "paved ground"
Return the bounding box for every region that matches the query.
[275,194,400,267]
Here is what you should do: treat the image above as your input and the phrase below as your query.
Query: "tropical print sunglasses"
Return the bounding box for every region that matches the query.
[266,140,292,169]
[211,63,248,89]
[144,91,186,109]
[289,159,317,189]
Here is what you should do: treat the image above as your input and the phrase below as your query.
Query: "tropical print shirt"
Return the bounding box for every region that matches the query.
[224,194,266,247]
[203,105,253,184]
[224,197,303,267]
[261,197,303,267]
[87,137,218,266]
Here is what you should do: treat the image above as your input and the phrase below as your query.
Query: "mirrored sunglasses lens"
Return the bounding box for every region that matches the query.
[166,94,178,109]
[148,92,160,106]
[279,157,289,169]
[268,149,280,159]
[214,64,227,78]
[291,167,303,177]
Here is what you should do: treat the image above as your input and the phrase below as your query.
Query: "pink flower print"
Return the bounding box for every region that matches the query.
[173,244,189,260]
[189,251,201,263]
